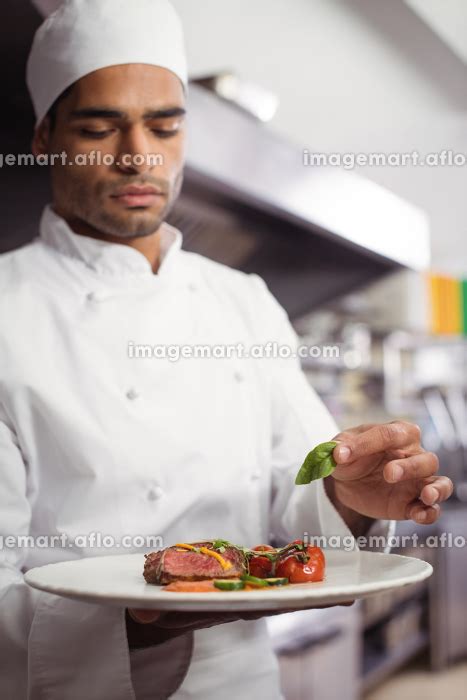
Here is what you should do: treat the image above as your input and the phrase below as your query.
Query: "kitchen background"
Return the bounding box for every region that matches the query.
[2,1,467,698]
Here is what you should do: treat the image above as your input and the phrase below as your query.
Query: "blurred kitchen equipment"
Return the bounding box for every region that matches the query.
[446,386,467,451]
[267,606,360,700]
[421,387,460,452]
[383,332,467,498]
[172,83,429,319]
[192,72,279,122]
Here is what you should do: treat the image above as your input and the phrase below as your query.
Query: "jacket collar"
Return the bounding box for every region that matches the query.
[39,204,183,278]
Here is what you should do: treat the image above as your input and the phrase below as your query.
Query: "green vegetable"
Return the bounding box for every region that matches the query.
[264,577,289,586]
[245,548,277,562]
[240,574,269,588]
[294,441,338,485]
[213,579,245,591]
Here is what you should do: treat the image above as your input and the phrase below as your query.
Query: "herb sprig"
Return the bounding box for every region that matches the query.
[294,441,338,485]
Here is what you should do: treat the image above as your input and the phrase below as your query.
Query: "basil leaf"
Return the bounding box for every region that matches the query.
[294,441,338,484]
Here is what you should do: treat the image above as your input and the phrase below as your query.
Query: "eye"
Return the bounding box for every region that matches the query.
[79,129,113,139]
[151,129,180,139]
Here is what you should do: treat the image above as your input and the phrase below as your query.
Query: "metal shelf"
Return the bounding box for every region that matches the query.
[360,583,428,631]
[361,630,429,693]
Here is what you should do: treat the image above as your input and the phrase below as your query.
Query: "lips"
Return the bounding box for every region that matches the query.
[113,186,163,196]
[111,185,164,208]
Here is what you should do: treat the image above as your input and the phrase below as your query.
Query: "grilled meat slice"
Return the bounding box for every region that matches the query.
[143,541,247,585]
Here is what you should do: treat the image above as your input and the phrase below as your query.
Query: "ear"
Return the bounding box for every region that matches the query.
[31,117,52,157]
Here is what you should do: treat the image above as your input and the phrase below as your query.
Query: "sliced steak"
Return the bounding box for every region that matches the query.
[143,541,247,584]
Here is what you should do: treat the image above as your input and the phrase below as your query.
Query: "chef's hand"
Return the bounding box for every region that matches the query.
[329,421,453,524]
[126,602,353,647]
[126,608,241,648]
[127,607,280,632]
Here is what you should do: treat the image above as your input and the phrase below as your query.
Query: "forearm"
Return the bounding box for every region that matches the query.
[324,476,375,538]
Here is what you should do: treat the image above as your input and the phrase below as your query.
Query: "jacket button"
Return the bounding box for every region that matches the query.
[126,388,139,400]
[234,371,244,383]
[250,471,261,481]
[86,291,106,302]
[147,486,163,501]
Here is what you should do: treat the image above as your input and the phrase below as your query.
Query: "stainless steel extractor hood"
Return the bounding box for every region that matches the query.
[167,83,429,319]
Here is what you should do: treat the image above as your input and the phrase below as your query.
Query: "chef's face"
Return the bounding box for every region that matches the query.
[32,64,186,239]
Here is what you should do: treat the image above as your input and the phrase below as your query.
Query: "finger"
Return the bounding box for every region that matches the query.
[334,422,420,463]
[154,611,240,630]
[384,452,438,483]
[333,424,378,440]
[240,601,355,619]
[420,476,454,506]
[127,608,163,624]
[406,501,441,524]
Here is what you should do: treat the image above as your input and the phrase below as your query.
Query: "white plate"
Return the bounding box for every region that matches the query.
[24,550,432,612]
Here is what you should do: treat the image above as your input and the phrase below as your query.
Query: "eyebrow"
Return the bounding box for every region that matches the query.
[68,106,187,120]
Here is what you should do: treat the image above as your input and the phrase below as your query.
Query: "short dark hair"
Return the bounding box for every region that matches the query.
[46,83,75,130]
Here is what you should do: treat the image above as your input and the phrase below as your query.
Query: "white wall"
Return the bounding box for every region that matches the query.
[172,0,467,276]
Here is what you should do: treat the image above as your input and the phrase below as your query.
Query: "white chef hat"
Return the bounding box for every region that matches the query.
[26,0,188,127]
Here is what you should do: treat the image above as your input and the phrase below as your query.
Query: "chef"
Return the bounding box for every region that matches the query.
[0,1,452,698]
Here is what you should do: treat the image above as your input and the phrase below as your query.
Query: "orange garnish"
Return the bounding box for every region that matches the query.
[199,546,232,570]
[173,543,232,570]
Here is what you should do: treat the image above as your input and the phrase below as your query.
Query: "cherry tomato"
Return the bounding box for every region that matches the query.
[276,546,325,583]
[248,544,276,578]
[304,545,325,569]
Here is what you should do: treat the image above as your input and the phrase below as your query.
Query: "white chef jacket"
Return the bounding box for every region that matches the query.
[0,204,355,700]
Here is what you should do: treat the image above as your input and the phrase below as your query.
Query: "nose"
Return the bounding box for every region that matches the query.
[115,125,158,175]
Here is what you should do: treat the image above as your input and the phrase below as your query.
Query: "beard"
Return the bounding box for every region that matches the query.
[51,168,183,239]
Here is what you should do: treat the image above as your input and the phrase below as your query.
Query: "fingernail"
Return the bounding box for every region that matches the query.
[392,465,404,482]
[416,510,427,522]
[131,610,161,624]
[337,445,351,462]
[426,487,438,505]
